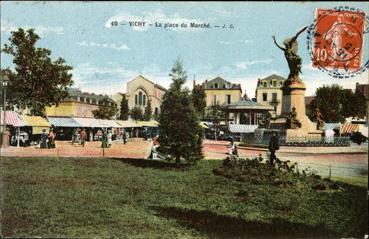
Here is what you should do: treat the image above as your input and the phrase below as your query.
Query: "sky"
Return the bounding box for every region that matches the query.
[1,1,368,97]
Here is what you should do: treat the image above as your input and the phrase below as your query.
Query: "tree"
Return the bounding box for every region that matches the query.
[92,97,118,119]
[192,85,206,118]
[307,84,367,123]
[120,94,129,120]
[129,106,143,121]
[159,59,203,165]
[352,87,366,118]
[204,103,225,141]
[340,89,356,118]
[144,100,152,121]
[2,28,73,116]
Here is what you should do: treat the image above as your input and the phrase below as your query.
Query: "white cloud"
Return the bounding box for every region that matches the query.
[71,63,170,95]
[235,59,272,70]
[219,40,252,45]
[105,9,207,32]
[77,41,130,51]
[1,20,63,35]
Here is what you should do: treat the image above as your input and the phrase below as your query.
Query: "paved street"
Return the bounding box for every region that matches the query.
[2,139,367,177]
[1,138,152,159]
[203,140,368,177]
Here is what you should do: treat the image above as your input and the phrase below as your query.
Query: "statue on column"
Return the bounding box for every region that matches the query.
[314,108,325,130]
[272,26,308,82]
[286,107,301,129]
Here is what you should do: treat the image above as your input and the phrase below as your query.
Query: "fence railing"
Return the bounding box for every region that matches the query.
[242,134,350,147]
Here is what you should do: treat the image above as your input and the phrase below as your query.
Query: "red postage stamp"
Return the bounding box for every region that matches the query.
[312,9,365,71]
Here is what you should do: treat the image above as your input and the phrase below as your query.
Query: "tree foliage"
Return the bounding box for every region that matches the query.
[92,97,118,120]
[205,103,225,124]
[307,84,366,122]
[159,59,203,165]
[119,94,129,120]
[2,28,73,116]
[144,100,152,121]
[192,85,206,118]
[204,103,225,141]
[129,106,143,121]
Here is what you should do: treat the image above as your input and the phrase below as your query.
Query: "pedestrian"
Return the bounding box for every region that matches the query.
[40,129,48,148]
[101,130,108,148]
[228,136,234,155]
[122,130,127,144]
[80,128,87,147]
[48,129,56,148]
[232,143,238,156]
[107,130,112,148]
[72,128,79,145]
[268,131,279,165]
[2,127,11,148]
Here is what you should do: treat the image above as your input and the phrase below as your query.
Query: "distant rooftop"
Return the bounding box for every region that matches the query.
[261,74,286,82]
[66,88,115,103]
[202,76,241,90]
[226,99,273,111]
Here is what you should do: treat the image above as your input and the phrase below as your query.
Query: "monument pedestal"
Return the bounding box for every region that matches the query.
[280,80,322,142]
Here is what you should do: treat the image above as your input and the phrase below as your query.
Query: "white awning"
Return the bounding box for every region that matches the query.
[229,124,258,133]
[73,117,120,128]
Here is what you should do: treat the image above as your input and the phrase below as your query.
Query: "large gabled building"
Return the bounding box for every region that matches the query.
[200,76,242,106]
[125,75,167,118]
[255,74,286,117]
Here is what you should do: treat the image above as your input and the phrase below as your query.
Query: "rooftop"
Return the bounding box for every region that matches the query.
[226,99,273,111]
[202,76,241,90]
[261,74,286,82]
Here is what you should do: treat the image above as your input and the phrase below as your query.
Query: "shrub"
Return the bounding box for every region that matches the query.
[213,155,341,191]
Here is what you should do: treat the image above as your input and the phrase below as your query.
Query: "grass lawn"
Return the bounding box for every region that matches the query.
[1,157,368,238]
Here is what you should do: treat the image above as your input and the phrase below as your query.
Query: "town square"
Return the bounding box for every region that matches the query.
[1,2,368,238]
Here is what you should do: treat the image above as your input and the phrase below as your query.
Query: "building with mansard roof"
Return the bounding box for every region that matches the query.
[255,74,286,117]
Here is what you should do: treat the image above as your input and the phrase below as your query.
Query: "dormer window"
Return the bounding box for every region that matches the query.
[263,82,267,87]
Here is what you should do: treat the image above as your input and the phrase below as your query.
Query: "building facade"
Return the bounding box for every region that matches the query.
[126,75,167,117]
[45,88,116,118]
[255,74,286,117]
[201,76,242,106]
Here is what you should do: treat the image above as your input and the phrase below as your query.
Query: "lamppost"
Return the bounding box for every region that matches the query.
[1,73,9,147]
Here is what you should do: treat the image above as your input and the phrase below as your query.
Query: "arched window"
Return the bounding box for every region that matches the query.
[143,94,146,106]
[135,95,138,105]
[139,91,143,105]
[263,82,267,87]
[154,107,159,115]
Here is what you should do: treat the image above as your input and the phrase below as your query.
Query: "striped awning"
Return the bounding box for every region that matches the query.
[323,123,340,131]
[47,117,82,127]
[229,124,258,133]
[0,110,26,127]
[21,115,50,127]
[340,123,359,134]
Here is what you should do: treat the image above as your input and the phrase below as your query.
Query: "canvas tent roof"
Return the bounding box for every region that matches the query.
[21,115,50,127]
[115,120,139,128]
[229,124,258,133]
[0,111,26,127]
[47,117,82,127]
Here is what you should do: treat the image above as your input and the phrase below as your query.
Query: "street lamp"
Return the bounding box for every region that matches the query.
[1,73,9,146]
